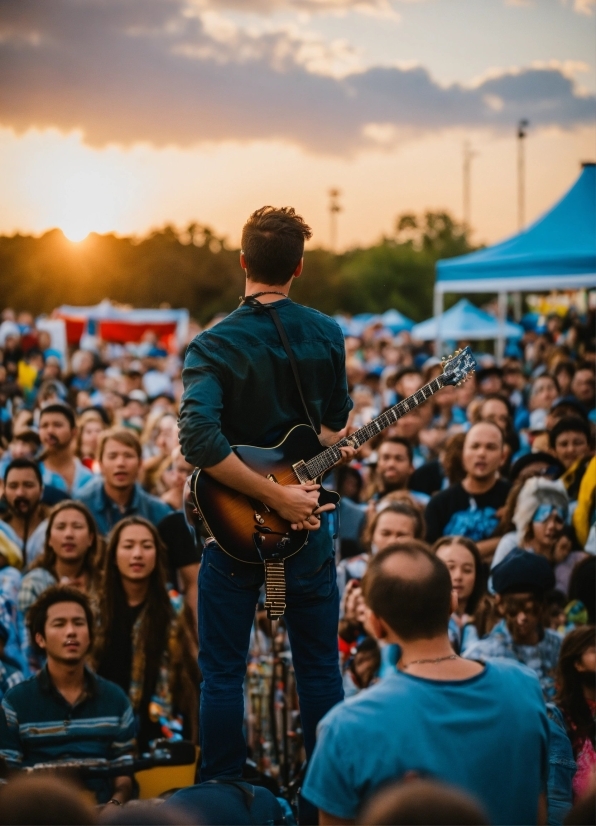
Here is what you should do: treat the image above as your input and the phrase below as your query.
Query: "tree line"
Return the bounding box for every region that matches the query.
[0,212,477,324]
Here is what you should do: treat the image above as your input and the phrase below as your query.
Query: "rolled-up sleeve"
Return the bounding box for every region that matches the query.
[320,333,353,432]
[179,339,233,469]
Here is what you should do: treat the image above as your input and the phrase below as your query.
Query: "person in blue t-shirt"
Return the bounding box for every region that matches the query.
[302,540,549,826]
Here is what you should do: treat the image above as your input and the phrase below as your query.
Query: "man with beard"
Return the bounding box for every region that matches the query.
[38,404,93,497]
[1,459,49,567]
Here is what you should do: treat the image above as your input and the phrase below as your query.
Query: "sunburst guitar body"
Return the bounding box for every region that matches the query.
[188,424,336,564]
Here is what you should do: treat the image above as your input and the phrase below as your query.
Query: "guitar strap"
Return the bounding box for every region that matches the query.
[240,294,317,619]
[241,295,318,433]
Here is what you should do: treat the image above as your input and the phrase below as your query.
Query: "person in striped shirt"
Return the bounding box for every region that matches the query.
[0,586,136,805]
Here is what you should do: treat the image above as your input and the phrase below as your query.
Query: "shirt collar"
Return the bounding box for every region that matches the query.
[38,664,97,701]
[100,481,140,512]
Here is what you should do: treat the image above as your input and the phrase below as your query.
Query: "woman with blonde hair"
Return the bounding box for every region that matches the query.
[140,412,180,493]
[75,409,106,473]
[92,516,199,749]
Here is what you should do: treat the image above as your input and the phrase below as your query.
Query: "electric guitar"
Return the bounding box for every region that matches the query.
[186,347,476,565]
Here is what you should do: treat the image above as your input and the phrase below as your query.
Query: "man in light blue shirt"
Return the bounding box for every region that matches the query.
[302,540,549,826]
[77,428,171,538]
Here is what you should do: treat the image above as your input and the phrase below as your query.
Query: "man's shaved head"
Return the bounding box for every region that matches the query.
[465,419,504,447]
[363,540,452,641]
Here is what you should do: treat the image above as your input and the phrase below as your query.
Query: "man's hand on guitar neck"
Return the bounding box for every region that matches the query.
[203,452,334,531]
[319,425,357,466]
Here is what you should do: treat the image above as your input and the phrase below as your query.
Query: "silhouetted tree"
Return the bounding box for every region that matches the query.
[0,211,477,323]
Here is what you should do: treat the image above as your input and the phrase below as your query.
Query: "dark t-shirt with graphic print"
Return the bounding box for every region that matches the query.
[425,479,511,544]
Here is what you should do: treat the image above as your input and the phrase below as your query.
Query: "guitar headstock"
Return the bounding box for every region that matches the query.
[441,346,477,387]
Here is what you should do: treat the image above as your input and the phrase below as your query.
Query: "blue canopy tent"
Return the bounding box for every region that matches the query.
[381,309,414,334]
[333,309,413,337]
[434,162,596,357]
[411,298,523,341]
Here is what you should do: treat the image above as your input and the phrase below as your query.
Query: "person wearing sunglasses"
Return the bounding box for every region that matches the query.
[492,477,569,571]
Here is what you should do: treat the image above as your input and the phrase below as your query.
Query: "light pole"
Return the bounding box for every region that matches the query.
[463,141,478,230]
[329,188,342,251]
[517,120,529,230]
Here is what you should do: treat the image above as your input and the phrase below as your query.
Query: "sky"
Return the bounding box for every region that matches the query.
[0,0,594,248]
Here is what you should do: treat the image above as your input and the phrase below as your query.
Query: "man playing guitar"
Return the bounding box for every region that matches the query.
[179,207,354,802]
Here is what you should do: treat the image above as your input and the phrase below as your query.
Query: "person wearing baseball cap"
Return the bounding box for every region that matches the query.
[464,550,561,700]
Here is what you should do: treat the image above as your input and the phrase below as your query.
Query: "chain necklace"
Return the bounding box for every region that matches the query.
[401,654,458,670]
[240,291,289,304]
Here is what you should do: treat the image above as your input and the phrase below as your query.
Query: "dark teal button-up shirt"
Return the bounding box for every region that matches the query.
[179,299,352,468]
[179,298,352,571]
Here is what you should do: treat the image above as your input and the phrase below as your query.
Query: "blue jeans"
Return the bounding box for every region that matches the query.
[198,543,344,782]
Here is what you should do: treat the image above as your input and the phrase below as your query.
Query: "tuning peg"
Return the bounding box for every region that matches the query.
[454,348,462,356]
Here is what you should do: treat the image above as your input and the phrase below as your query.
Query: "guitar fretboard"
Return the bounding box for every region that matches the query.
[303,374,446,481]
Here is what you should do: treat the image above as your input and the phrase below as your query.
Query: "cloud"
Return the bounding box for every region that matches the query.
[191,0,402,16]
[572,0,595,14]
[0,0,593,154]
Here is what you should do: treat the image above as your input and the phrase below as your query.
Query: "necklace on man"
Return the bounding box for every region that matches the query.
[242,291,288,301]
[401,654,458,669]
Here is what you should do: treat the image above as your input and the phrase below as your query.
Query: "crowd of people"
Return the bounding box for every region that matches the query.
[0,300,594,824]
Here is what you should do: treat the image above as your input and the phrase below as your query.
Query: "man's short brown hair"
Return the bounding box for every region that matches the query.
[363,540,452,641]
[241,206,312,286]
[98,427,142,461]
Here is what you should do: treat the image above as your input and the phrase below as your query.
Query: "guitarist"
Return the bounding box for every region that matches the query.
[179,206,355,797]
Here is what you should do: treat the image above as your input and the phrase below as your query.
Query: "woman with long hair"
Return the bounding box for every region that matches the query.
[18,501,98,618]
[75,410,106,472]
[92,516,199,749]
[159,448,193,511]
[140,412,180,492]
[555,626,596,799]
[432,536,486,654]
[337,500,426,599]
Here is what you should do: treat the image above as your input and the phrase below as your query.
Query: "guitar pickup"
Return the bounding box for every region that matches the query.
[267,474,278,484]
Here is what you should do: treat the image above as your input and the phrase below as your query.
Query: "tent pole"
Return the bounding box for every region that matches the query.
[433,288,443,357]
[512,291,522,322]
[497,291,507,362]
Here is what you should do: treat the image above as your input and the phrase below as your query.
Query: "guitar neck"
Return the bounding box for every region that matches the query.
[304,374,447,481]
